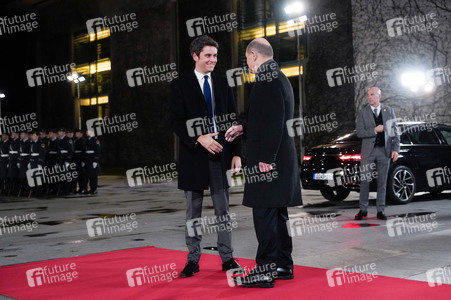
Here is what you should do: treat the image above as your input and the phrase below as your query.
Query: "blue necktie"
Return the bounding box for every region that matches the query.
[203,75,215,133]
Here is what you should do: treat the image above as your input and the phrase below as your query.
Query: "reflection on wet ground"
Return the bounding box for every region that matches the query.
[342,223,381,228]
[388,212,435,218]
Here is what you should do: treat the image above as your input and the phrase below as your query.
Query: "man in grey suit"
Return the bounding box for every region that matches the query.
[355,87,400,220]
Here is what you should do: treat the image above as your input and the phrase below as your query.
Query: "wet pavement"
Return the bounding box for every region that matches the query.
[1,176,451,292]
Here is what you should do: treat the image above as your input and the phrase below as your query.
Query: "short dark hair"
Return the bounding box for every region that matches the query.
[246,40,273,58]
[189,35,219,58]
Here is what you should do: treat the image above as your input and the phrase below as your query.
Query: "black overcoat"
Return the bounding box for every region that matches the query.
[242,59,302,208]
[170,71,242,190]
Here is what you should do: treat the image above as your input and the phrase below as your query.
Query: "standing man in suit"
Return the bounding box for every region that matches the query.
[225,38,302,288]
[171,35,243,277]
[355,87,400,220]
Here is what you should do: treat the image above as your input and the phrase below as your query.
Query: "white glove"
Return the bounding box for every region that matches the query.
[81,162,85,167]
[27,163,31,169]
[93,162,98,168]
[37,165,42,169]
[17,163,20,169]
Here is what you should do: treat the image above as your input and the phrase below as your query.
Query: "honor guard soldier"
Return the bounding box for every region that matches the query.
[47,130,59,168]
[29,131,46,197]
[0,133,10,195]
[46,130,59,195]
[7,132,20,196]
[40,129,48,151]
[18,132,31,197]
[57,128,73,195]
[84,129,100,194]
[73,129,86,194]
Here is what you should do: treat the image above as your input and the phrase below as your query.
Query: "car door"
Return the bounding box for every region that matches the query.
[433,125,451,189]
[404,124,448,192]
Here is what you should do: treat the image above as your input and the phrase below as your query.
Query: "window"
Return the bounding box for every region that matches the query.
[73,29,111,122]
[439,127,451,145]
[406,127,440,144]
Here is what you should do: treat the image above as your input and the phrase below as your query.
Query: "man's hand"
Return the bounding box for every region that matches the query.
[225,125,243,142]
[391,151,398,162]
[375,125,384,133]
[259,162,273,173]
[230,156,242,174]
[197,133,223,154]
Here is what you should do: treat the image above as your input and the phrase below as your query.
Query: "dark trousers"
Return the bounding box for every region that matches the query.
[86,175,98,192]
[252,207,294,270]
[184,160,233,263]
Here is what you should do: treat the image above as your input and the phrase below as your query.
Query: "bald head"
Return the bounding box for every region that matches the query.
[368,87,381,95]
[367,86,381,107]
[246,38,273,58]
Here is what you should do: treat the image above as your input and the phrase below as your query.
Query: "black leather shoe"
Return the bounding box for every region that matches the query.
[222,258,244,272]
[275,267,294,280]
[355,210,368,220]
[180,261,199,278]
[233,272,275,288]
[377,212,387,220]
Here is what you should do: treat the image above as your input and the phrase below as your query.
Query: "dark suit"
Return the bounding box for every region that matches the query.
[356,103,400,212]
[171,70,241,263]
[241,59,302,269]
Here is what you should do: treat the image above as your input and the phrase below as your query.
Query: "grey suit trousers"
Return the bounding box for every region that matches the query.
[359,146,390,212]
[184,160,233,263]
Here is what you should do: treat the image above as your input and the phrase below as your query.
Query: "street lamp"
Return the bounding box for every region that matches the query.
[0,92,5,120]
[67,72,85,128]
[285,1,307,161]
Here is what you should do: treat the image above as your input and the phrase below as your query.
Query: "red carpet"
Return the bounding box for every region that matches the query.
[0,246,449,300]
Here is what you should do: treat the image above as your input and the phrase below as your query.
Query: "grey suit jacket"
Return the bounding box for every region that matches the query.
[356,104,400,158]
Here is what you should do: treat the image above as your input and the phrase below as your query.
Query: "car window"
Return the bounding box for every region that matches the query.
[400,132,411,144]
[438,128,451,145]
[406,127,440,144]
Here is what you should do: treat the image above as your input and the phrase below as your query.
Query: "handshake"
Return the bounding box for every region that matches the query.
[224,125,243,142]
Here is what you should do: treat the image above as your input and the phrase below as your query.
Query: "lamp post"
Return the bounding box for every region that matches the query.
[67,72,85,129]
[0,92,5,121]
[285,2,307,160]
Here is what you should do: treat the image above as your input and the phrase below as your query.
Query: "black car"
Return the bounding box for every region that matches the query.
[301,122,451,204]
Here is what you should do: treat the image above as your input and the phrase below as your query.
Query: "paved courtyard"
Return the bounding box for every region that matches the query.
[1,175,451,296]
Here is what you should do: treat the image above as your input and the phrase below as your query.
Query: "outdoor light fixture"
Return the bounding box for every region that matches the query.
[0,92,5,119]
[67,72,86,128]
[401,71,434,93]
[285,1,307,161]
[285,2,304,15]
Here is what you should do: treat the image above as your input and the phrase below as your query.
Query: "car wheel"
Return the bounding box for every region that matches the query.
[320,187,350,202]
[387,165,416,204]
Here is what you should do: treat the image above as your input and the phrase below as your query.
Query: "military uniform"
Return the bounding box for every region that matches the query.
[7,136,20,195]
[29,136,46,197]
[18,135,31,196]
[57,133,74,195]
[0,137,10,194]
[84,136,100,194]
[73,133,86,193]
[46,134,59,195]
[47,137,59,168]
